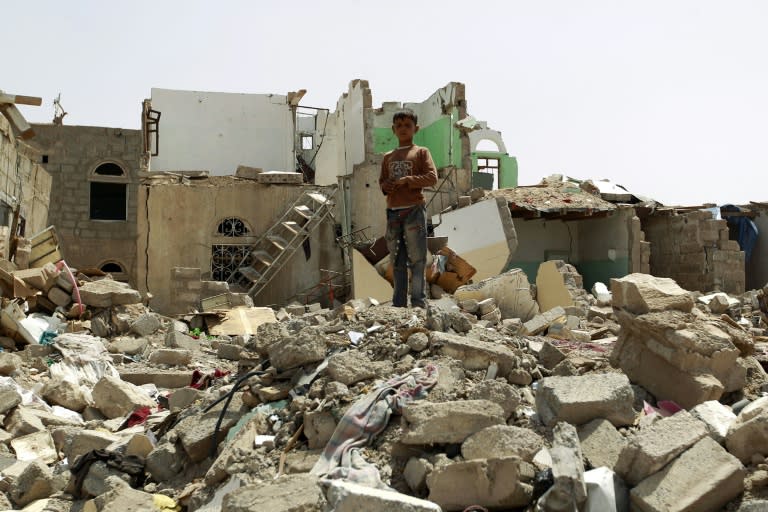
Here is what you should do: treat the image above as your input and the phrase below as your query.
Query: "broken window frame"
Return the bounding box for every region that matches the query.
[476,156,500,190]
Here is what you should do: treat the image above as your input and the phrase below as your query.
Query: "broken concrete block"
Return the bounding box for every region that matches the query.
[5,407,46,437]
[327,350,376,385]
[0,352,22,375]
[164,329,198,351]
[537,422,587,512]
[535,373,636,427]
[538,340,567,369]
[92,375,156,419]
[176,394,245,463]
[466,379,520,417]
[461,425,544,462]
[67,430,121,463]
[0,382,21,415]
[148,348,192,366]
[406,332,429,352]
[726,400,768,463]
[615,410,708,485]
[454,269,540,321]
[477,297,497,315]
[168,387,202,411]
[47,286,72,307]
[146,441,188,482]
[691,399,737,444]
[304,410,337,450]
[577,418,627,471]
[404,457,432,493]
[611,273,693,315]
[268,329,326,370]
[119,369,192,388]
[222,474,326,511]
[522,306,566,335]
[78,279,142,307]
[81,460,135,497]
[401,400,504,444]
[326,479,441,512]
[427,457,534,510]
[11,460,54,507]
[217,343,243,360]
[129,313,160,336]
[107,336,148,356]
[205,411,269,486]
[432,331,523,379]
[630,437,745,512]
[41,376,90,412]
[10,430,57,463]
[83,478,157,511]
[256,381,292,402]
[610,309,746,408]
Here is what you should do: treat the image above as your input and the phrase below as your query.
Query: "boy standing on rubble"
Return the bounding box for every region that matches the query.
[379,109,438,308]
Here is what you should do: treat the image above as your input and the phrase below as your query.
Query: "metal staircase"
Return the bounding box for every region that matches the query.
[227,186,337,299]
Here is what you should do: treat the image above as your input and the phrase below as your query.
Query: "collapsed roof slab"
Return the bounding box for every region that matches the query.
[432,196,518,282]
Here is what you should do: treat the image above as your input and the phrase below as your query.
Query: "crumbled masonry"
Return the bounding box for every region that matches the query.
[0,262,765,511]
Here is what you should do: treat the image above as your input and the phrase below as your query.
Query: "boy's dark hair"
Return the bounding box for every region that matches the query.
[393,109,418,124]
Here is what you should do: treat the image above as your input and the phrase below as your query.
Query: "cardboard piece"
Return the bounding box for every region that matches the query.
[536,260,574,312]
[207,306,277,336]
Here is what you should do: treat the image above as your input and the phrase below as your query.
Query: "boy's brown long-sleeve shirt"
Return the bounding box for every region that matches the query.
[378,145,438,209]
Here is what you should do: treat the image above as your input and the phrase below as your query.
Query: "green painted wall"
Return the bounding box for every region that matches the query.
[471,151,518,189]
[576,258,630,292]
[374,113,462,169]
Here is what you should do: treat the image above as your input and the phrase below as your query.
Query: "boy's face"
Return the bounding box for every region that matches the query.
[392,117,419,144]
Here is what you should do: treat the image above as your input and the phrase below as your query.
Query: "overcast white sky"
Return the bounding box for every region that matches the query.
[3,1,767,205]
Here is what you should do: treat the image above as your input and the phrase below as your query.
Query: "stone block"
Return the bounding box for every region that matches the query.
[108,336,148,356]
[630,437,745,512]
[146,442,187,482]
[0,382,21,415]
[615,410,708,485]
[217,343,242,361]
[235,165,263,179]
[10,430,57,464]
[176,395,245,463]
[466,379,520,417]
[5,407,45,437]
[0,352,22,375]
[256,381,292,402]
[577,418,626,471]
[538,340,567,369]
[11,460,53,507]
[726,404,768,463]
[78,279,141,307]
[535,373,636,427]
[462,425,544,462]
[401,400,504,444]
[304,410,337,450]
[691,400,737,444]
[92,375,156,419]
[326,479,441,512]
[222,474,325,511]
[327,350,377,385]
[404,457,432,493]
[67,430,120,463]
[119,370,192,388]
[148,348,192,366]
[48,286,72,307]
[164,329,198,351]
[427,457,534,510]
[522,306,567,335]
[537,422,587,512]
[168,387,202,411]
[432,330,523,379]
[41,377,89,412]
[129,313,160,336]
[611,273,693,314]
[268,329,326,370]
[454,269,540,321]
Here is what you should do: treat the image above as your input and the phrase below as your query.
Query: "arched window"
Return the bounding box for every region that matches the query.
[90,162,128,220]
[99,260,128,282]
[475,139,500,152]
[212,217,251,282]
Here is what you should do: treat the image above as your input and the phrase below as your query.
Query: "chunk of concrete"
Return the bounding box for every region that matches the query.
[522,306,567,336]
[5,407,45,437]
[454,269,540,321]
[691,400,737,444]
[92,375,156,419]
[0,382,21,415]
[67,430,120,463]
[0,352,22,375]
[176,395,245,463]
[78,279,142,307]
[41,376,90,412]
[630,436,745,512]
[535,373,636,427]
[11,460,54,507]
[404,457,432,493]
[168,387,202,412]
[304,410,337,450]
[427,457,534,510]
[129,313,160,336]
[401,400,504,444]
[326,479,441,512]
[432,331,524,379]
[217,343,243,361]
[148,348,192,366]
[466,379,520,417]
[537,422,587,512]
[222,474,325,511]
[538,340,567,370]
[327,350,377,385]
[461,425,544,462]
[610,273,693,315]
[615,410,708,485]
[610,309,746,408]
[107,336,148,356]
[407,332,429,352]
[726,406,768,463]
[146,441,188,482]
[118,370,192,388]
[83,478,157,511]
[164,329,198,351]
[268,329,326,371]
[577,418,627,471]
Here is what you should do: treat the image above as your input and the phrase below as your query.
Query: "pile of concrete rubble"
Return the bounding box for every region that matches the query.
[0,260,766,511]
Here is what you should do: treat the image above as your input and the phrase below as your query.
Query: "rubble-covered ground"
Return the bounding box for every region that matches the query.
[0,260,766,511]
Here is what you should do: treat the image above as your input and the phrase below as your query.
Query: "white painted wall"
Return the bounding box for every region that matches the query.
[470,129,508,153]
[511,218,577,263]
[149,88,294,175]
[373,83,461,130]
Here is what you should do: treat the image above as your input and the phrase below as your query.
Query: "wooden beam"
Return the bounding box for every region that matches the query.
[0,94,42,106]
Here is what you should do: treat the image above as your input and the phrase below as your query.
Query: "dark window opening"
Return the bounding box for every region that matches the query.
[0,202,11,227]
[90,182,127,220]
[94,162,125,176]
[42,155,49,164]
[477,157,500,190]
[216,218,249,237]
[301,135,313,150]
[100,262,124,273]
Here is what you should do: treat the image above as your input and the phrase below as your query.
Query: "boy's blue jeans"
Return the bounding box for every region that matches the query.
[385,205,428,308]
